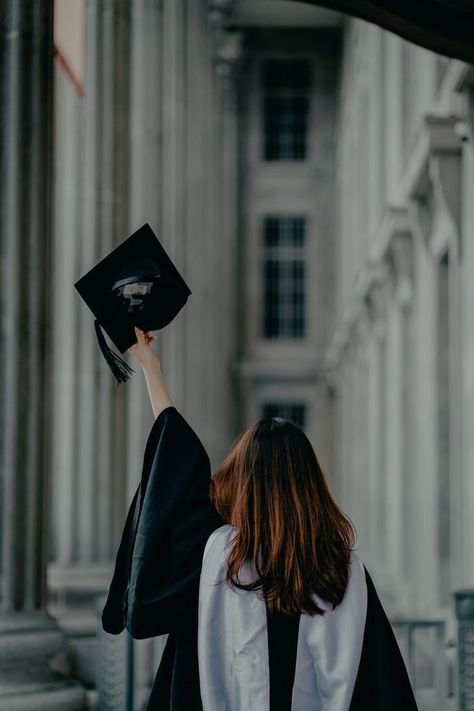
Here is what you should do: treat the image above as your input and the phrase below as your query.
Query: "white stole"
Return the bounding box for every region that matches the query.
[198,524,367,711]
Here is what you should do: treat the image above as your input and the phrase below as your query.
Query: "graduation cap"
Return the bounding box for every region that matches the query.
[74,223,191,385]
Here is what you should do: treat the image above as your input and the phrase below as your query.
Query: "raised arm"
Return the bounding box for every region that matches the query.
[128,325,174,418]
[102,329,226,640]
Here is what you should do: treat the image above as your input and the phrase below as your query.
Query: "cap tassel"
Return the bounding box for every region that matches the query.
[94,319,135,385]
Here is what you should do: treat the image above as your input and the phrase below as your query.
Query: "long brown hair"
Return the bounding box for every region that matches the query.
[209,416,356,616]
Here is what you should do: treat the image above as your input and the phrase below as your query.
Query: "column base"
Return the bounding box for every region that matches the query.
[0,611,87,710]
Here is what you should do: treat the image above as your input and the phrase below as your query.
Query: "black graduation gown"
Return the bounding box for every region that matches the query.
[101,405,418,710]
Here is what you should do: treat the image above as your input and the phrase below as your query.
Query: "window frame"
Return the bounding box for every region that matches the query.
[257,53,315,166]
[261,215,307,341]
[261,57,312,162]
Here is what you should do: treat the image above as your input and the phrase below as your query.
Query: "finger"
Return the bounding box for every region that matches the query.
[134,325,145,342]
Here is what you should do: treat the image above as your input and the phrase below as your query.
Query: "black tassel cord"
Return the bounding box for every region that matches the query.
[94,319,135,385]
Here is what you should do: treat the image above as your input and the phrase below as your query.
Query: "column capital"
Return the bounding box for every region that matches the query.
[0,0,86,705]
[208,1,243,91]
[213,30,244,91]
[388,231,414,311]
[352,300,371,350]
[208,0,237,28]
[367,270,390,342]
[407,115,462,260]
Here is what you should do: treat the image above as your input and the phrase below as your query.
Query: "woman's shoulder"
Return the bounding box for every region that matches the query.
[202,523,236,559]
[344,548,369,604]
[349,547,364,567]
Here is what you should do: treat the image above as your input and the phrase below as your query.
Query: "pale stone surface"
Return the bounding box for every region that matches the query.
[2,1,473,708]
[0,0,86,707]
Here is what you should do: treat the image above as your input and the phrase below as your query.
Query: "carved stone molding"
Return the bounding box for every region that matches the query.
[389,231,414,311]
[407,115,462,260]
[214,30,244,90]
[208,0,243,91]
[351,300,371,355]
[367,264,391,343]
[324,317,351,375]
[208,0,237,29]
[454,64,474,93]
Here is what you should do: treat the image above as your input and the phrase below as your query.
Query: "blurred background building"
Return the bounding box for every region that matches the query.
[1,0,474,709]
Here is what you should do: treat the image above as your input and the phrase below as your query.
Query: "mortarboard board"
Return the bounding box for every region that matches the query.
[74,223,191,385]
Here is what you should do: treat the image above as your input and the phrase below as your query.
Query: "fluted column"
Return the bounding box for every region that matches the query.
[48,0,133,690]
[383,251,409,607]
[352,309,371,557]
[411,227,439,613]
[346,347,357,521]
[209,15,243,463]
[460,85,474,590]
[366,314,381,572]
[161,0,188,412]
[367,278,389,585]
[336,355,349,507]
[182,0,218,457]
[127,0,167,702]
[390,232,415,611]
[0,1,85,707]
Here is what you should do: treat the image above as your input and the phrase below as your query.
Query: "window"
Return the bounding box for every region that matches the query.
[262,402,307,429]
[262,216,306,339]
[262,59,311,161]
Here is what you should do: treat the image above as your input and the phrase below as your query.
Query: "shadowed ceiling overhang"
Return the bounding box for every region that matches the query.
[285,0,474,61]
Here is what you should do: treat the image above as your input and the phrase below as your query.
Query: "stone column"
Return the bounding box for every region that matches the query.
[161,0,188,413]
[366,314,381,572]
[48,0,133,690]
[367,276,389,584]
[459,80,474,590]
[384,33,403,204]
[411,226,439,613]
[351,307,371,557]
[182,0,209,435]
[127,0,165,703]
[367,25,384,236]
[0,1,85,708]
[95,0,131,565]
[384,232,414,610]
[393,232,416,607]
[346,344,358,522]
[184,0,238,467]
[408,116,462,613]
[209,13,243,462]
[337,353,350,507]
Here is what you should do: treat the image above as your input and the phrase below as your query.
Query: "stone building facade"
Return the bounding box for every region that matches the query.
[237,23,341,479]
[328,20,474,619]
[1,0,474,708]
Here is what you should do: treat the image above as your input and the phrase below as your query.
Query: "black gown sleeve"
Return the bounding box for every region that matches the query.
[101,405,226,640]
[350,567,419,710]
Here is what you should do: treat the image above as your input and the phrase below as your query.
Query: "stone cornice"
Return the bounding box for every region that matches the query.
[402,116,462,259]
[214,30,244,90]
[208,0,243,90]
[402,115,461,203]
[208,0,237,29]
[369,204,412,263]
[454,64,474,92]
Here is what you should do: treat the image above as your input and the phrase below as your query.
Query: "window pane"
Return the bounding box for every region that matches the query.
[262,59,311,161]
[262,217,306,339]
[263,60,311,91]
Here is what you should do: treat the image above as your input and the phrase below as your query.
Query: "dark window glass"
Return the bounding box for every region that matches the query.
[262,402,307,429]
[262,59,311,161]
[263,217,306,339]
